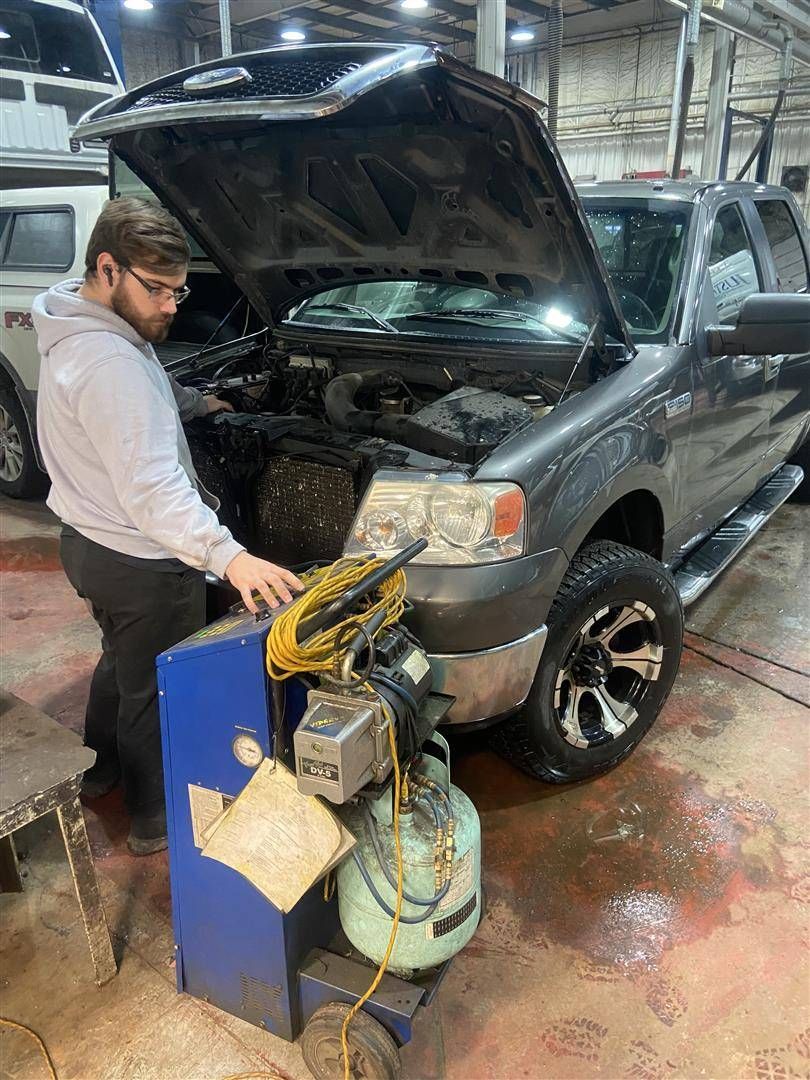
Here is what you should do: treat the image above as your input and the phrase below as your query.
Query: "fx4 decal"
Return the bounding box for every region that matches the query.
[4,311,34,330]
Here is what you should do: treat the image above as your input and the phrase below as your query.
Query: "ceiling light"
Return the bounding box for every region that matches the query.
[401,0,429,11]
[510,28,535,43]
[281,29,306,42]
[123,0,154,10]
[0,29,10,40]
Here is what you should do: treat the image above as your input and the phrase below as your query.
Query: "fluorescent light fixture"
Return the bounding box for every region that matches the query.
[401,0,429,10]
[0,29,10,39]
[124,0,154,9]
[510,28,535,43]
[281,29,306,42]
[545,307,573,329]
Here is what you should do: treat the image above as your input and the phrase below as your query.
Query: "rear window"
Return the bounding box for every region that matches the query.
[754,199,809,294]
[2,209,74,270]
[0,0,116,84]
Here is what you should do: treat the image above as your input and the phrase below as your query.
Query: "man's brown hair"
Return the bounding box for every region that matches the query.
[85,196,190,279]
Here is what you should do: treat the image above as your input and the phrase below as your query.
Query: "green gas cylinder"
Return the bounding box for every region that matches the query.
[336,736,481,975]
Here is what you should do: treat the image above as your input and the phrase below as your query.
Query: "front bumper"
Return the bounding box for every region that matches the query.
[427,624,547,726]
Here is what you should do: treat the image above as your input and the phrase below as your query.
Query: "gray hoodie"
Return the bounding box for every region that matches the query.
[33,281,244,579]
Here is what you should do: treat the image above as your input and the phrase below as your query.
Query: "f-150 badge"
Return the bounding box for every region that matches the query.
[665,392,692,418]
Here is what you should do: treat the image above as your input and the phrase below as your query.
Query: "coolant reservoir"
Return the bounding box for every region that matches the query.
[523,394,555,419]
[336,740,481,975]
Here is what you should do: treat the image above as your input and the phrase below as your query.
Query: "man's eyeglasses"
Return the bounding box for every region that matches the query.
[122,265,191,306]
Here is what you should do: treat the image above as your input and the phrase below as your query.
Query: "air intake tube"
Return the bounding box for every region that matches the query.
[324,371,412,441]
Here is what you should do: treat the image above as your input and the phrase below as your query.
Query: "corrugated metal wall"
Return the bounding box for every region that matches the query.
[507,28,810,218]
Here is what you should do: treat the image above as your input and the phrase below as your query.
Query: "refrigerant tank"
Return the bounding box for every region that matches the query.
[336,773,481,975]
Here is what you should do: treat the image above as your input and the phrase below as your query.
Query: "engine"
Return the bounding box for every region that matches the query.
[183,342,557,566]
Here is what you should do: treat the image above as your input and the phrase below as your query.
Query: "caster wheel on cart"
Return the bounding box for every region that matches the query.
[301,1002,401,1080]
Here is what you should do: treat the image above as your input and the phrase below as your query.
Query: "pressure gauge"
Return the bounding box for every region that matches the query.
[232,734,264,769]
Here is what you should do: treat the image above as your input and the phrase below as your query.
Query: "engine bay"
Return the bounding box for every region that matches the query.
[179,335,573,564]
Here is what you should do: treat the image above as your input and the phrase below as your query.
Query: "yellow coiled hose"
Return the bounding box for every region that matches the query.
[263,553,408,1080]
[265,556,406,681]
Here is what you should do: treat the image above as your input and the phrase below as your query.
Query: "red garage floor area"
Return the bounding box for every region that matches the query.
[1,495,808,1079]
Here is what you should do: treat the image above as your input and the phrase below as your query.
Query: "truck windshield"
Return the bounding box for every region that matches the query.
[285,282,595,345]
[0,0,116,84]
[582,199,693,343]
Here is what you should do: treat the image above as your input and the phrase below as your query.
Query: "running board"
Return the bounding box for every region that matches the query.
[675,463,804,606]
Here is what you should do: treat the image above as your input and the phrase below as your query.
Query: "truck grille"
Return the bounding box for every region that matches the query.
[128,52,382,112]
[253,457,359,566]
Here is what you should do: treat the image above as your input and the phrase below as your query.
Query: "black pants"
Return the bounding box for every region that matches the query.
[60,528,205,815]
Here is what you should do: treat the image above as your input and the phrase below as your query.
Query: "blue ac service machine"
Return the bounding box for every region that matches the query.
[157,541,482,1079]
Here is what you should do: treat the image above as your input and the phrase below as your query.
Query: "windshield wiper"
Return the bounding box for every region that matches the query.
[401,308,585,343]
[402,307,534,322]
[296,303,398,334]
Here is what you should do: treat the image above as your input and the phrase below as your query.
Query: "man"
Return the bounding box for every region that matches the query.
[33,197,302,855]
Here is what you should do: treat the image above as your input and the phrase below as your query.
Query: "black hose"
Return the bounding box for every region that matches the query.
[324,372,378,434]
[351,851,439,924]
[295,539,427,642]
[362,803,451,907]
[547,0,564,138]
[734,89,785,181]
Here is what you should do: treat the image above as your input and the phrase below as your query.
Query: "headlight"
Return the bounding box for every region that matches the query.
[345,474,526,565]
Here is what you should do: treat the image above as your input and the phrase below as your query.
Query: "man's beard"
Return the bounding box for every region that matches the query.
[111,287,173,344]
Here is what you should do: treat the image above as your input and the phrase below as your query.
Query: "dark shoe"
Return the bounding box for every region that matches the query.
[80,765,121,799]
[128,808,168,856]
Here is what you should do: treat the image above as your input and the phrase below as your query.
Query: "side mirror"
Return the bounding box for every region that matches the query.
[706,292,810,356]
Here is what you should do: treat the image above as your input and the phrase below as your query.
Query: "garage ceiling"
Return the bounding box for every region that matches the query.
[178,0,628,50]
[122,0,810,69]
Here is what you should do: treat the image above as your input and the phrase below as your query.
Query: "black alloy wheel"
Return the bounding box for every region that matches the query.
[492,540,683,783]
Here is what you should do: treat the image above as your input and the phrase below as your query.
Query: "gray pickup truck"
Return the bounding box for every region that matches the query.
[75,42,810,783]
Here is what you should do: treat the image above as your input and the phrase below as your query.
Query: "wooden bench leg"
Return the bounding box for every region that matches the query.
[0,834,23,893]
[56,797,118,987]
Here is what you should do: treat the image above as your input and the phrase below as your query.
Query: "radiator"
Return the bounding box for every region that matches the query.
[252,457,359,566]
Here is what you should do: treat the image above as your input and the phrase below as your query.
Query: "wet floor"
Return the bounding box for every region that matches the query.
[1,495,808,1079]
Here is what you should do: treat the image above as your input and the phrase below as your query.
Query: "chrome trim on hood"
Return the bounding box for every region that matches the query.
[75,43,443,139]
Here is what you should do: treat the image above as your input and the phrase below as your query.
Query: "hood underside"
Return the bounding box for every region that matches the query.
[75,43,632,350]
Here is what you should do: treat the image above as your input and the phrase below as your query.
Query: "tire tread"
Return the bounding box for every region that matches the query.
[491,540,682,783]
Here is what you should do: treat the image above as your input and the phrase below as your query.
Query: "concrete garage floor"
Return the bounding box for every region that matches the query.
[1,494,808,1080]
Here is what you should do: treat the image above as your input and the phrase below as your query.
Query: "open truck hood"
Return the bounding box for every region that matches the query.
[74,42,632,352]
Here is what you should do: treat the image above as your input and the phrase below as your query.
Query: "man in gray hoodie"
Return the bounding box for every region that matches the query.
[34,197,302,854]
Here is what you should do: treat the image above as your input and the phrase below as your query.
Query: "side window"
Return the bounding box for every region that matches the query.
[3,210,74,270]
[754,199,809,294]
[0,211,12,258]
[708,203,760,322]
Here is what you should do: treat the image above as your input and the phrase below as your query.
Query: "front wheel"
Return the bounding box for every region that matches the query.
[492,540,683,783]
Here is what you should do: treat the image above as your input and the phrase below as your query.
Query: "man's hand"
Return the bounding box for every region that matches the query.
[225,551,304,614]
[204,395,234,414]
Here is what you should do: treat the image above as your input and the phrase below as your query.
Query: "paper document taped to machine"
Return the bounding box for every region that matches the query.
[188,783,235,849]
[199,759,355,912]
